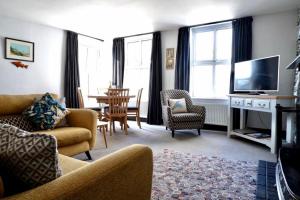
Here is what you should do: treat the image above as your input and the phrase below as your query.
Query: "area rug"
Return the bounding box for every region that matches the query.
[152,149,257,200]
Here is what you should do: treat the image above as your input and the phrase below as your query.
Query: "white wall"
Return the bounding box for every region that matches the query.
[161,30,178,90]
[0,16,66,96]
[247,10,298,129]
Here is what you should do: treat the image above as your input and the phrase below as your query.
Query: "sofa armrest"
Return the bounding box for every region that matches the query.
[3,144,153,200]
[190,105,206,115]
[66,109,98,149]
[162,105,173,126]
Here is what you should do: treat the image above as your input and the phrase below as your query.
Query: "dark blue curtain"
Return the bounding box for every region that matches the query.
[230,16,253,93]
[147,32,163,125]
[64,31,80,108]
[175,27,190,91]
[112,38,125,88]
[230,16,253,128]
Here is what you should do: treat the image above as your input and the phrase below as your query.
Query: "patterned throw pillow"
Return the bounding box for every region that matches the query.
[0,123,62,195]
[23,93,70,130]
[0,115,36,132]
[169,98,187,113]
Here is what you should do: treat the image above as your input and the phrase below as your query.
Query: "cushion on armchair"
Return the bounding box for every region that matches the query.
[0,115,36,132]
[169,98,187,113]
[172,113,204,122]
[0,123,62,196]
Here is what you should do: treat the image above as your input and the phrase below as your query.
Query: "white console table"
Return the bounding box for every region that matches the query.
[227,94,296,153]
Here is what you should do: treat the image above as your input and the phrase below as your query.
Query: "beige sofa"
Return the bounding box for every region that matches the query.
[0,94,97,157]
[0,144,153,200]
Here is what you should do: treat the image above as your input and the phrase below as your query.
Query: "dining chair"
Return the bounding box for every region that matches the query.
[77,87,108,148]
[105,88,130,135]
[127,88,143,129]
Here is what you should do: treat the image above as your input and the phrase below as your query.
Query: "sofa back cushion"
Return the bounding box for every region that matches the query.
[0,94,58,116]
[0,115,36,132]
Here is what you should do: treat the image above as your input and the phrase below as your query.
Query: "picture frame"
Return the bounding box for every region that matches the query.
[5,37,34,62]
[166,48,175,69]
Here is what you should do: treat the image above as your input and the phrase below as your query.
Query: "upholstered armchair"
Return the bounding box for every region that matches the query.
[160,89,206,137]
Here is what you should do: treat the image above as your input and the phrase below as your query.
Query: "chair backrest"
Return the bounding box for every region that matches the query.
[107,88,130,117]
[160,89,193,111]
[136,88,143,109]
[77,87,85,108]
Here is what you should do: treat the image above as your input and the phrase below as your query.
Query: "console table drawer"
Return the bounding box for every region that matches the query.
[253,100,270,109]
[231,98,244,106]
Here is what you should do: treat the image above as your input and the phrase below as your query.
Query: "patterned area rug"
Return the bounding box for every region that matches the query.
[152,150,257,200]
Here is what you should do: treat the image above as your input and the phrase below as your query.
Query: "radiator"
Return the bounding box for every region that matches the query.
[201,103,227,126]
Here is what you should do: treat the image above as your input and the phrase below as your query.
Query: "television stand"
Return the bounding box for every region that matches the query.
[247,92,266,95]
[228,94,296,153]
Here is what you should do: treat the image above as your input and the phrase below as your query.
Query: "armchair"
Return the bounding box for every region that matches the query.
[160,89,206,137]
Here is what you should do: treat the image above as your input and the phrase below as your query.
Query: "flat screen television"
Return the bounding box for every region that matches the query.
[234,55,279,92]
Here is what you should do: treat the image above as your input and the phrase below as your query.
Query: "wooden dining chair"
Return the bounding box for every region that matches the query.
[105,88,130,135]
[77,87,108,148]
[127,88,143,129]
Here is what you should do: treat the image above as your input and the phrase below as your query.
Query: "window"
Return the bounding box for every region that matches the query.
[78,35,105,107]
[190,22,232,99]
[123,34,152,117]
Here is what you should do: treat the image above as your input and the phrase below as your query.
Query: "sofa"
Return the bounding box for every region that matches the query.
[0,94,97,158]
[0,144,153,200]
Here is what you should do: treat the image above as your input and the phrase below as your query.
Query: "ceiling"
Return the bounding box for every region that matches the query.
[0,0,299,39]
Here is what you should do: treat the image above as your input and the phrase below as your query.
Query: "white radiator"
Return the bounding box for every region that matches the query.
[201,103,228,126]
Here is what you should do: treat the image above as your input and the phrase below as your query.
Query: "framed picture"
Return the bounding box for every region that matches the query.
[166,48,175,69]
[5,38,34,62]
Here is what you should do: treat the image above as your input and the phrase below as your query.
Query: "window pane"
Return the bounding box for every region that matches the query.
[127,41,140,67]
[195,31,214,61]
[215,64,231,97]
[216,29,232,60]
[141,39,152,66]
[190,65,213,98]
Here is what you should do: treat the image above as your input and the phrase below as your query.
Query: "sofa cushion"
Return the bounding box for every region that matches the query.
[23,93,70,130]
[0,115,36,132]
[0,123,62,195]
[59,154,88,174]
[172,113,203,122]
[35,127,92,147]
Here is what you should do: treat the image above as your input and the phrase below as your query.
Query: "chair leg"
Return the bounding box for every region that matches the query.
[172,130,175,138]
[113,121,116,133]
[109,121,113,136]
[124,117,128,135]
[137,111,141,129]
[85,151,92,160]
[198,129,201,135]
[102,126,108,148]
[166,127,168,130]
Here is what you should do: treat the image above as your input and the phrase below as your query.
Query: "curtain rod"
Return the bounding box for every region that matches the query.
[189,18,235,28]
[77,33,104,42]
[118,31,155,39]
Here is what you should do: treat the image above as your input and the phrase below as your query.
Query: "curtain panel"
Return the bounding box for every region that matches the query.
[147,32,163,125]
[64,31,80,108]
[112,38,125,88]
[230,16,253,129]
[175,27,190,91]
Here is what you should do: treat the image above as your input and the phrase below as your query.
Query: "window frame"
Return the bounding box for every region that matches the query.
[190,22,232,99]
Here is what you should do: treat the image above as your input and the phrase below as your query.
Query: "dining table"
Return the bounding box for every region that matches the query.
[88,94,136,104]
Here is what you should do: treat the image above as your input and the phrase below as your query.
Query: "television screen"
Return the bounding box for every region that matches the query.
[234,56,279,92]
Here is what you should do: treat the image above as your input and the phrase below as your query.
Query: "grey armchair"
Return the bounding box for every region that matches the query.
[160,89,206,137]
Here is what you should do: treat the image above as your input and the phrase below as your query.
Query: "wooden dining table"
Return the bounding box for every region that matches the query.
[88,95,136,104]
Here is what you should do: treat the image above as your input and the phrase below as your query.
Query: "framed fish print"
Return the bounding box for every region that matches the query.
[5,38,34,62]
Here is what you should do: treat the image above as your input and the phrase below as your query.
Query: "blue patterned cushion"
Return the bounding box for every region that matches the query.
[22,93,70,130]
[169,98,187,113]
